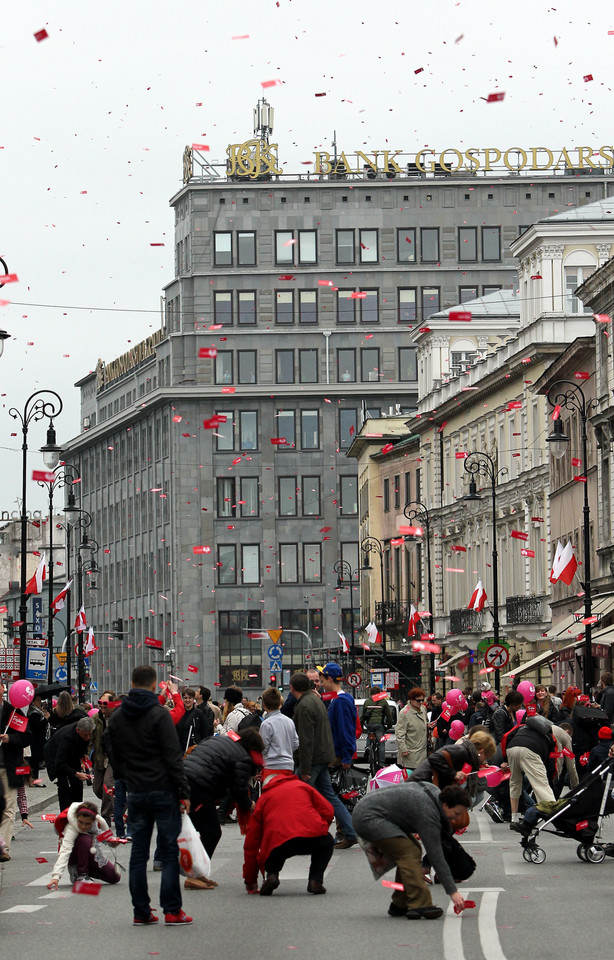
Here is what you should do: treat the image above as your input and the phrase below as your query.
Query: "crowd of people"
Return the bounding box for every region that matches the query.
[1,667,614,925]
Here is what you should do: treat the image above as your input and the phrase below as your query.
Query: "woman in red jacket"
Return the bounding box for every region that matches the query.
[243,771,334,896]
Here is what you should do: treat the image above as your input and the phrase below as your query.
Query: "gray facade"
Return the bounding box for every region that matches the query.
[64,145,613,694]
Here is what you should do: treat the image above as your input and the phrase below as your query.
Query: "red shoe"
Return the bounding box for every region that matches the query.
[164,910,193,925]
[133,911,158,925]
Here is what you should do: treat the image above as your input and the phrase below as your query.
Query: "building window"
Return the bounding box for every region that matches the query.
[214,232,232,266]
[216,412,233,451]
[237,231,256,266]
[299,290,317,324]
[399,347,418,381]
[238,351,257,384]
[217,544,236,584]
[404,472,411,504]
[564,263,595,313]
[299,349,318,383]
[301,410,319,450]
[302,476,320,516]
[276,410,296,448]
[298,230,317,263]
[275,290,294,325]
[336,229,355,264]
[215,351,233,384]
[275,231,294,264]
[459,286,478,303]
[383,478,390,512]
[214,291,233,325]
[458,227,477,261]
[482,226,501,261]
[361,348,380,382]
[398,288,417,324]
[218,610,262,687]
[422,287,440,318]
[279,544,298,583]
[279,477,297,516]
[397,228,416,263]
[241,545,260,584]
[239,411,258,450]
[240,477,259,518]
[359,229,378,263]
[482,285,502,296]
[360,289,379,324]
[237,291,256,325]
[303,543,322,582]
[337,291,356,324]
[394,475,401,509]
[340,476,358,515]
[421,228,440,263]
[217,477,235,517]
[337,348,356,383]
[276,350,295,384]
[339,408,358,449]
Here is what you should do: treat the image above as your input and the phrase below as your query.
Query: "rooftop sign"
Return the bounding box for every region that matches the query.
[96,327,167,392]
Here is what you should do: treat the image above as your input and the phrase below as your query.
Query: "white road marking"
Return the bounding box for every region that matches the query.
[1,905,47,913]
[501,851,534,875]
[39,892,70,899]
[27,871,69,887]
[479,891,507,960]
[443,890,508,960]
[443,901,466,960]
[475,811,493,843]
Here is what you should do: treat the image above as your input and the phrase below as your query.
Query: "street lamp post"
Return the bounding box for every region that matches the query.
[9,391,63,679]
[403,500,435,685]
[333,559,359,673]
[38,464,80,684]
[546,380,598,696]
[62,496,91,695]
[361,536,387,656]
[463,452,507,695]
[76,527,97,704]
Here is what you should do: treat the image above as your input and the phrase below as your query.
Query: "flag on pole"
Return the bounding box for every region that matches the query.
[25,553,47,595]
[550,540,564,583]
[83,626,97,656]
[365,620,382,645]
[557,541,578,585]
[407,604,421,637]
[75,606,87,633]
[468,579,487,612]
[337,631,350,654]
[50,580,72,615]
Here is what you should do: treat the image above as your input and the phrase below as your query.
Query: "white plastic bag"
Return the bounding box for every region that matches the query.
[177,812,211,879]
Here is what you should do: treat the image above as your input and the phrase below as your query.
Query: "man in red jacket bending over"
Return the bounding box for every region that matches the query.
[243,771,335,896]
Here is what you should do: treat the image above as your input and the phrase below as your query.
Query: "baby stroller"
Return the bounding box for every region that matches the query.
[516,756,614,864]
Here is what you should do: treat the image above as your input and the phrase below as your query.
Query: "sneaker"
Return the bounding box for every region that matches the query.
[164,910,193,925]
[334,836,358,849]
[483,799,505,824]
[153,862,163,872]
[184,876,218,890]
[259,873,280,896]
[31,780,46,788]
[387,903,407,917]
[134,911,159,925]
[75,875,96,884]
[406,906,444,920]
[306,880,326,895]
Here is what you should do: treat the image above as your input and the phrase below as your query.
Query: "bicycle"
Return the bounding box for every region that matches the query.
[366,729,385,777]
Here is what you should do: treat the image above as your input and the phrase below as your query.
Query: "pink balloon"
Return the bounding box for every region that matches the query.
[449,719,466,741]
[8,679,36,709]
[517,681,535,705]
[516,709,526,725]
[446,688,464,707]
[456,695,468,712]
[481,765,510,788]
[87,708,99,717]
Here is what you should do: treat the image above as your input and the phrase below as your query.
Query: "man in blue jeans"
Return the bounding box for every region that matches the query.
[107,664,192,926]
[290,672,358,850]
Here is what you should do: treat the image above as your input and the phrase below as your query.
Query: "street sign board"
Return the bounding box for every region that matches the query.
[267,629,283,644]
[370,671,384,685]
[267,644,283,660]
[346,672,362,687]
[54,667,68,683]
[269,661,282,673]
[484,644,510,670]
[26,646,49,681]
[55,652,67,665]
[0,648,20,678]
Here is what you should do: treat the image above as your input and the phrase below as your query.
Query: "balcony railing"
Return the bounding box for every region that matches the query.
[506,595,543,625]
[374,601,411,625]
[450,608,483,634]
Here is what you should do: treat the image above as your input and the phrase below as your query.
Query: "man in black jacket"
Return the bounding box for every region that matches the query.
[107,664,192,926]
[176,688,207,751]
[489,690,524,743]
[44,715,95,811]
[0,681,32,860]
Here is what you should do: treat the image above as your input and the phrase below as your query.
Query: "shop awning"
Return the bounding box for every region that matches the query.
[546,594,614,641]
[438,650,467,670]
[500,649,555,680]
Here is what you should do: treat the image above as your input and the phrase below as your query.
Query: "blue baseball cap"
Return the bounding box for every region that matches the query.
[318,662,343,680]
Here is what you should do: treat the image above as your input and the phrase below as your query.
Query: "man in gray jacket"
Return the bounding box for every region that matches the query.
[352,781,470,919]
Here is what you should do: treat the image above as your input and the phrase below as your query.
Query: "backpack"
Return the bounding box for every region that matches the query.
[238,712,262,731]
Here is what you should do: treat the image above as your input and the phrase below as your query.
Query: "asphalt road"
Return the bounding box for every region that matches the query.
[2,783,614,960]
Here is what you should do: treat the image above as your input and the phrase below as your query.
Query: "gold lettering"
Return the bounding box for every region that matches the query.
[334,151,355,174]
[97,328,167,392]
[599,146,614,167]
[415,149,435,173]
[576,146,598,169]
[483,148,502,171]
[383,150,403,173]
[503,148,527,170]
[554,148,574,169]
[226,139,282,178]
[464,149,481,172]
[438,149,463,173]
[529,147,553,170]
[314,151,332,175]
[356,151,379,173]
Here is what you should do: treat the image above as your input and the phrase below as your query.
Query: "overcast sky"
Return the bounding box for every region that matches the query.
[1,0,613,511]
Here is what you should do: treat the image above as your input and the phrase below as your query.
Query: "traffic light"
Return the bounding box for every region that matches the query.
[269,674,277,687]
[4,614,13,640]
[112,618,124,638]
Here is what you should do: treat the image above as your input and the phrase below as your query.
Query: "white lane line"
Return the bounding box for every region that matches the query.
[1,905,47,913]
[443,901,466,960]
[479,891,507,960]
[475,811,493,843]
[27,872,68,887]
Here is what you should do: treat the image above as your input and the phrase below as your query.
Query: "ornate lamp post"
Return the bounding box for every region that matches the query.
[77,532,99,702]
[9,391,63,678]
[361,536,387,655]
[333,559,359,672]
[546,380,598,695]
[403,500,435,683]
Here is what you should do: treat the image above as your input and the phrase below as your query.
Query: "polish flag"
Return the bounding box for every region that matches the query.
[50,580,72,615]
[74,606,87,633]
[557,541,578,586]
[25,553,46,595]
[337,631,350,654]
[550,541,564,583]
[407,604,421,637]
[83,627,97,656]
[365,621,382,645]
[468,580,487,612]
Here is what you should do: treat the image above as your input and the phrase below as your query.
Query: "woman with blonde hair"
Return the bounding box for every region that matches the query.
[48,691,87,736]
[408,727,496,790]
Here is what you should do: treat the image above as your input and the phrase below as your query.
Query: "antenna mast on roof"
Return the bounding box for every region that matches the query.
[253,98,274,144]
